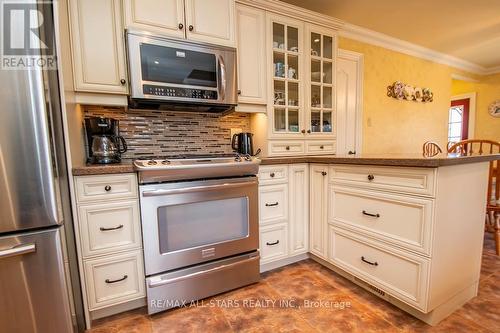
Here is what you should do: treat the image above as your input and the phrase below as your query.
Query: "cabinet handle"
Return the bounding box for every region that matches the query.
[237,89,241,95]
[361,256,378,266]
[269,172,275,178]
[348,150,356,155]
[100,224,124,232]
[285,146,290,150]
[120,79,126,85]
[104,185,112,192]
[367,174,375,181]
[266,240,280,246]
[189,25,194,31]
[320,145,324,149]
[301,129,306,134]
[362,210,380,218]
[105,275,128,284]
[265,202,279,207]
[321,171,327,176]
[178,23,184,30]
[307,129,311,134]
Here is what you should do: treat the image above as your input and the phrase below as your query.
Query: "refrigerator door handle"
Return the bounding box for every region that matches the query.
[0,243,36,259]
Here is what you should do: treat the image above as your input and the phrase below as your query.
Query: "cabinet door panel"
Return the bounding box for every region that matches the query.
[289,164,309,254]
[309,164,328,259]
[236,4,266,104]
[69,0,128,93]
[124,0,185,38]
[185,0,235,46]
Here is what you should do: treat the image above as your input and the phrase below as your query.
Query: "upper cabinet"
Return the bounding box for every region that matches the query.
[123,0,185,38]
[184,0,236,47]
[68,0,128,94]
[235,4,267,110]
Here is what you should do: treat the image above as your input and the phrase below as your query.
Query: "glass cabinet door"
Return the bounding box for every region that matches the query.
[271,19,302,134]
[309,30,335,135]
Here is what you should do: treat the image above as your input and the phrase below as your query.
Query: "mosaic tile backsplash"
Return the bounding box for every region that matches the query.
[84,106,251,159]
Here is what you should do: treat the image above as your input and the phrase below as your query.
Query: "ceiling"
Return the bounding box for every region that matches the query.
[281,0,500,71]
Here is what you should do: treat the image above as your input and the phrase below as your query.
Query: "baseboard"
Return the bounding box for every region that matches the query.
[260,253,309,272]
[309,254,478,326]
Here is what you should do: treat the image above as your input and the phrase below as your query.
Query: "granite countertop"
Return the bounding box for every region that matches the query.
[72,153,500,176]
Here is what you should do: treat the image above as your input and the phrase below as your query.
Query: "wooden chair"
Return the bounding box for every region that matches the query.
[448,139,500,255]
[422,141,442,157]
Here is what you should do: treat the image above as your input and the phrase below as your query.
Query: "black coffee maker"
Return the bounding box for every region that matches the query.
[232,132,260,156]
[84,117,127,164]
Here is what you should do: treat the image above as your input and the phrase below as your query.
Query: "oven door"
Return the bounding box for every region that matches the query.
[140,177,258,276]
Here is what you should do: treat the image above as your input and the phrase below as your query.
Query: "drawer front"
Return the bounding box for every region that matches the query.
[329,165,436,197]
[329,227,429,311]
[258,165,288,185]
[78,200,142,258]
[306,141,336,155]
[75,173,138,203]
[84,250,145,310]
[329,186,433,255]
[269,141,304,156]
[259,184,288,224]
[260,224,288,264]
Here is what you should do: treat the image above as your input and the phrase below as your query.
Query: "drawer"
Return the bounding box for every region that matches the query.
[329,186,433,255]
[306,141,336,155]
[259,184,288,224]
[258,165,288,184]
[75,174,138,203]
[260,224,288,264]
[78,200,142,258]
[329,165,436,197]
[84,250,145,310]
[269,141,304,156]
[329,227,429,311]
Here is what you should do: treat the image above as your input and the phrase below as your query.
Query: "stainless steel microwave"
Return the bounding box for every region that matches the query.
[126,31,238,112]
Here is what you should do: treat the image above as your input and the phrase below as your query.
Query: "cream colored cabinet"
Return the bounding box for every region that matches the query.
[289,164,309,255]
[309,164,328,259]
[185,0,235,47]
[235,4,266,111]
[123,0,185,38]
[69,0,128,94]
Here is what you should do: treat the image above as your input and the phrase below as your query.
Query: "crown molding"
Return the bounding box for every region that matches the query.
[236,0,344,30]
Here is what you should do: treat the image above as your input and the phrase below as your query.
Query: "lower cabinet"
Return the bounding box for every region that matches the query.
[258,164,308,269]
[309,164,329,259]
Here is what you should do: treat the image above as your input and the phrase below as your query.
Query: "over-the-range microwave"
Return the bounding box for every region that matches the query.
[126,30,238,113]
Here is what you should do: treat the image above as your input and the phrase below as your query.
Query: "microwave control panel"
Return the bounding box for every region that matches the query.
[143,85,218,100]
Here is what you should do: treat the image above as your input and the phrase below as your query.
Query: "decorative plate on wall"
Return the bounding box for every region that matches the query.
[488,100,500,118]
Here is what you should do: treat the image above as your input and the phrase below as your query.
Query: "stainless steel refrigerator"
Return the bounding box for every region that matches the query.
[0,1,84,332]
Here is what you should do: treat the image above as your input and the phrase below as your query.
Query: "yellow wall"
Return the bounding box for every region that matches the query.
[338,37,482,154]
[451,74,500,142]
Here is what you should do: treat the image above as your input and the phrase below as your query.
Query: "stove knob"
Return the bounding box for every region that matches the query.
[235,156,242,162]
[147,160,157,166]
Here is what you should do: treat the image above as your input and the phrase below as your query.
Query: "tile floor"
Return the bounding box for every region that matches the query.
[88,234,499,332]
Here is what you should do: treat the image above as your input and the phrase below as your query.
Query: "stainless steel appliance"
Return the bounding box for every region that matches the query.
[84,117,128,164]
[127,30,238,113]
[0,1,84,332]
[135,155,260,314]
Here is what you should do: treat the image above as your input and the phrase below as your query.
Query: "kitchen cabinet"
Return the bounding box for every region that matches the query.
[123,0,185,38]
[68,0,128,94]
[309,164,328,259]
[185,0,236,47]
[289,164,309,255]
[235,4,267,111]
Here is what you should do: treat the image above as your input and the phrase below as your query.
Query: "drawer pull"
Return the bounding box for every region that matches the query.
[266,240,280,246]
[265,202,279,207]
[321,171,327,176]
[361,256,378,266]
[100,224,124,232]
[320,145,324,149]
[367,174,375,181]
[105,275,128,284]
[285,146,290,151]
[362,210,380,218]
[270,172,275,178]
[104,185,112,192]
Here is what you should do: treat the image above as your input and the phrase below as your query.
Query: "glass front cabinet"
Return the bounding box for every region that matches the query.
[267,13,337,155]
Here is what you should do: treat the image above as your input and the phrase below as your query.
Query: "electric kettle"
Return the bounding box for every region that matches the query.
[232,132,260,156]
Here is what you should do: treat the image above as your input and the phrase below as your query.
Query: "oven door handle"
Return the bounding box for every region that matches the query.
[218,55,226,100]
[142,180,258,197]
[147,255,259,288]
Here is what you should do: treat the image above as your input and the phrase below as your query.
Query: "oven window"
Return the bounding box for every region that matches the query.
[140,44,217,87]
[157,197,248,253]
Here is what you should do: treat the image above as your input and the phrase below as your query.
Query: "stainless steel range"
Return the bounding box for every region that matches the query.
[135,154,261,314]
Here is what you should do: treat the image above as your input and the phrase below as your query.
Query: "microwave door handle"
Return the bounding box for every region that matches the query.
[218,55,226,100]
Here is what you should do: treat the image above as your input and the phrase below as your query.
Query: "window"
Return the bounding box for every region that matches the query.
[448,105,464,143]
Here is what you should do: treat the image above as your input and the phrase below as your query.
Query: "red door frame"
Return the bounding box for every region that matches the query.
[450,98,470,140]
